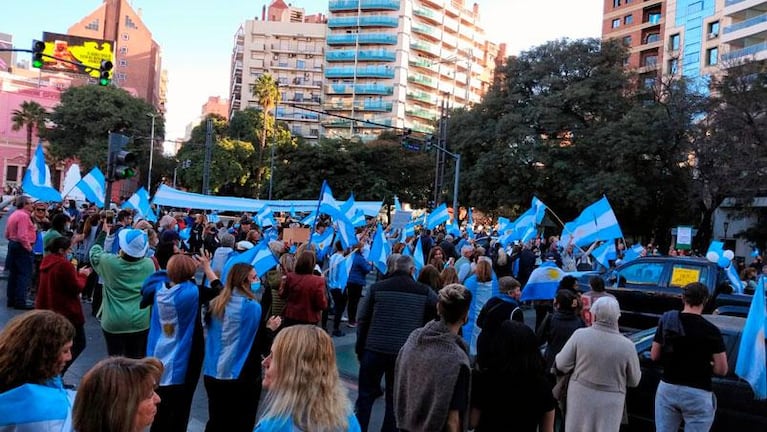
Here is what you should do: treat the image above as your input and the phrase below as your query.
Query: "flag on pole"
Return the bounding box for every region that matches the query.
[520,262,566,301]
[221,240,279,282]
[426,203,450,230]
[591,240,617,269]
[254,205,276,227]
[310,226,335,262]
[74,167,106,208]
[735,276,767,399]
[334,213,358,250]
[560,196,623,247]
[466,208,475,239]
[122,187,156,222]
[394,195,402,211]
[317,180,341,217]
[413,236,425,272]
[368,223,391,274]
[622,244,645,264]
[21,143,62,202]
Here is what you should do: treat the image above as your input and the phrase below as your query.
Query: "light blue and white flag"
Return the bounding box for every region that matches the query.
[426,203,450,230]
[497,216,512,234]
[735,276,767,399]
[335,252,356,291]
[208,211,219,223]
[300,211,317,226]
[560,196,623,247]
[368,223,391,274]
[21,143,62,202]
[413,236,425,272]
[289,204,297,218]
[254,205,276,228]
[447,218,462,238]
[592,240,617,269]
[310,226,335,261]
[466,208,475,240]
[351,208,366,228]
[221,240,279,282]
[122,187,156,222]
[622,244,645,264]
[727,263,745,294]
[334,213,358,250]
[399,220,417,243]
[263,227,279,243]
[752,248,761,258]
[520,262,566,301]
[394,195,402,211]
[317,180,342,217]
[74,167,106,208]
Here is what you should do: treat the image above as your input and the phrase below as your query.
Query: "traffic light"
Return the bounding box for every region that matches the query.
[32,40,45,69]
[401,129,422,152]
[108,133,137,180]
[99,60,113,86]
[424,135,435,152]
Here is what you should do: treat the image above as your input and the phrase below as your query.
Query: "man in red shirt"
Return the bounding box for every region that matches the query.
[4,195,37,309]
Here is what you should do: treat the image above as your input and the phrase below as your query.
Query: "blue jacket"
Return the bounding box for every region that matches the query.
[347,251,371,286]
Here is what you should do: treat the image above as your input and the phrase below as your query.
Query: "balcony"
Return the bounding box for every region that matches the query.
[405,108,437,121]
[409,57,434,69]
[326,49,396,62]
[327,33,397,45]
[406,91,436,104]
[412,23,437,38]
[724,13,767,34]
[326,100,392,112]
[323,118,392,128]
[722,41,767,61]
[288,77,322,88]
[328,15,399,28]
[326,83,394,95]
[325,65,395,78]
[290,95,322,104]
[329,0,400,12]
[408,73,436,87]
[414,8,440,24]
[411,40,440,56]
[271,43,323,55]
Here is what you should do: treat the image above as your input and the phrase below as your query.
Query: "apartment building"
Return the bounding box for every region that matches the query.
[230,1,327,141]
[68,0,165,111]
[323,0,500,139]
[720,0,767,63]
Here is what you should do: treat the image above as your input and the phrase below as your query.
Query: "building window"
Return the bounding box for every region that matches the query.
[612,19,620,29]
[708,21,720,39]
[622,36,632,47]
[648,12,661,24]
[643,76,656,89]
[668,58,679,74]
[645,33,660,44]
[642,55,658,67]
[119,59,128,67]
[85,19,99,31]
[707,47,718,66]
[613,0,621,7]
[121,33,129,41]
[5,165,18,182]
[249,68,261,77]
[125,15,138,30]
[669,33,680,51]
[119,46,128,54]
[624,15,633,25]
[296,60,305,69]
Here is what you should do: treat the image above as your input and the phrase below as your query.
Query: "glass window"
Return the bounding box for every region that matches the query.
[121,33,129,41]
[296,60,305,69]
[624,15,633,25]
[708,21,720,37]
[613,0,621,7]
[616,262,665,286]
[668,58,679,74]
[643,55,658,67]
[648,13,661,24]
[119,59,128,67]
[646,33,660,43]
[5,165,18,182]
[707,47,719,66]
[623,36,632,47]
[119,46,128,54]
[612,19,621,29]
[669,34,680,51]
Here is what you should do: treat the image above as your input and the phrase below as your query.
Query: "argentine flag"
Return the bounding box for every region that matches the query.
[334,212,359,250]
[255,205,276,227]
[221,241,279,282]
[368,223,391,274]
[310,226,335,261]
[333,252,356,291]
[21,143,62,202]
[300,211,316,226]
[466,208,475,239]
[447,218,462,238]
[735,276,767,399]
[122,187,156,222]
[561,196,623,247]
[317,180,342,217]
[591,240,617,269]
[520,262,566,301]
[622,244,645,264]
[413,236,425,272]
[426,203,450,230]
[74,167,106,208]
[394,195,402,211]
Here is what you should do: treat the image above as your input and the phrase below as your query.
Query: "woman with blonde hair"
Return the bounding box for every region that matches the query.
[0,310,75,429]
[73,356,164,432]
[440,266,459,286]
[204,262,281,432]
[462,257,498,356]
[255,325,361,432]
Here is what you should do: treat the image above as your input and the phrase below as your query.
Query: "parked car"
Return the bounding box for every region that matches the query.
[623,315,767,431]
[577,256,754,330]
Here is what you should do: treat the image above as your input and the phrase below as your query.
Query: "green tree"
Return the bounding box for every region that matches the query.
[250,74,281,195]
[45,86,163,178]
[11,101,48,165]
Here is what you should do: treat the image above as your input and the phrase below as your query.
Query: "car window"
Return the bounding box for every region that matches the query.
[617,262,665,286]
[669,264,708,288]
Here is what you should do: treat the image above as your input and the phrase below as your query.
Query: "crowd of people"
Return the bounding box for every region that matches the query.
[0,194,731,431]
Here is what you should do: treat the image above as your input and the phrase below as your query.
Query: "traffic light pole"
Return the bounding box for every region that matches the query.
[430,141,461,225]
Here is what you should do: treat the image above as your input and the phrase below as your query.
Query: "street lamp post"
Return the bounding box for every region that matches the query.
[268,104,277,200]
[723,221,729,241]
[146,113,156,192]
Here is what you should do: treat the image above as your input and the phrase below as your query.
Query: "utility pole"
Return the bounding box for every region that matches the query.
[433,96,449,208]
[202,118,213,195]
[146,113,156,192]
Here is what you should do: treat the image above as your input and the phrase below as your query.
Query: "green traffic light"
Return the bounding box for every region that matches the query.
[99,77,110,86]
[32,59,43,68]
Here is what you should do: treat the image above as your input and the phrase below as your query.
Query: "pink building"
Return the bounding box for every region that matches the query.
[0,72,67,192]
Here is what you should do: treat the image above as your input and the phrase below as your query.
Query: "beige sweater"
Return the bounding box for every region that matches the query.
[555,323,641,393]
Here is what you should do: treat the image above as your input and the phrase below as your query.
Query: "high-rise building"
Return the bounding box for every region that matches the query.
[323,0,500,139]
[720,0,767,64]
[230,0,327,141]
[68,0,165,111]
[202,96,230,118]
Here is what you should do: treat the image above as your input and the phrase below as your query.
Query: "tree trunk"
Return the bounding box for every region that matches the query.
[255,121,267,197]
[26,124,33,165]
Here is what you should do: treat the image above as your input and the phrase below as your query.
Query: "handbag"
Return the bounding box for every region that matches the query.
[552,368,571,412]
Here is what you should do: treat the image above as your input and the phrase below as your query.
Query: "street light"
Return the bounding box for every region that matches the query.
[723,221,729,240]
[146,112,156,192]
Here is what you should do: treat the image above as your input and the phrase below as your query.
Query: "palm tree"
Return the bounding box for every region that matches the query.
[11,101,48,165]
[250,73,281,196]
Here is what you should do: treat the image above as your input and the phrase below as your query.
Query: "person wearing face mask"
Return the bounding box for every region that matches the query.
[35,236,92,378]
[140,254,221,432]
[203,262,282,432]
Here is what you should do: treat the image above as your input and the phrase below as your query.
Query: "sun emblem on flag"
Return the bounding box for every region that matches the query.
[163,323,175,337]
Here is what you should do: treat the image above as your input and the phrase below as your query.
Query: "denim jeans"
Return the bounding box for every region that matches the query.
[6,241,33,307]
[655,380,717,432]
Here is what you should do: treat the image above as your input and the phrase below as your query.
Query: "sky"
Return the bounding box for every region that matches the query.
[1,0,603,146]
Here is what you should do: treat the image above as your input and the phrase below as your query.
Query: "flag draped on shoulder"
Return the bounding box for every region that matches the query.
[74,167,106,208]
[735,277,767,400]
[21,143,62,202]
[426,203,450,230]
[520,262,566,301]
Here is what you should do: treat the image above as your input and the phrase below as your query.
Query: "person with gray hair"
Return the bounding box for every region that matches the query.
[554,296,641,431]
[355,254,438,432]
[211,233,236,277]
[384,253,402,277]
